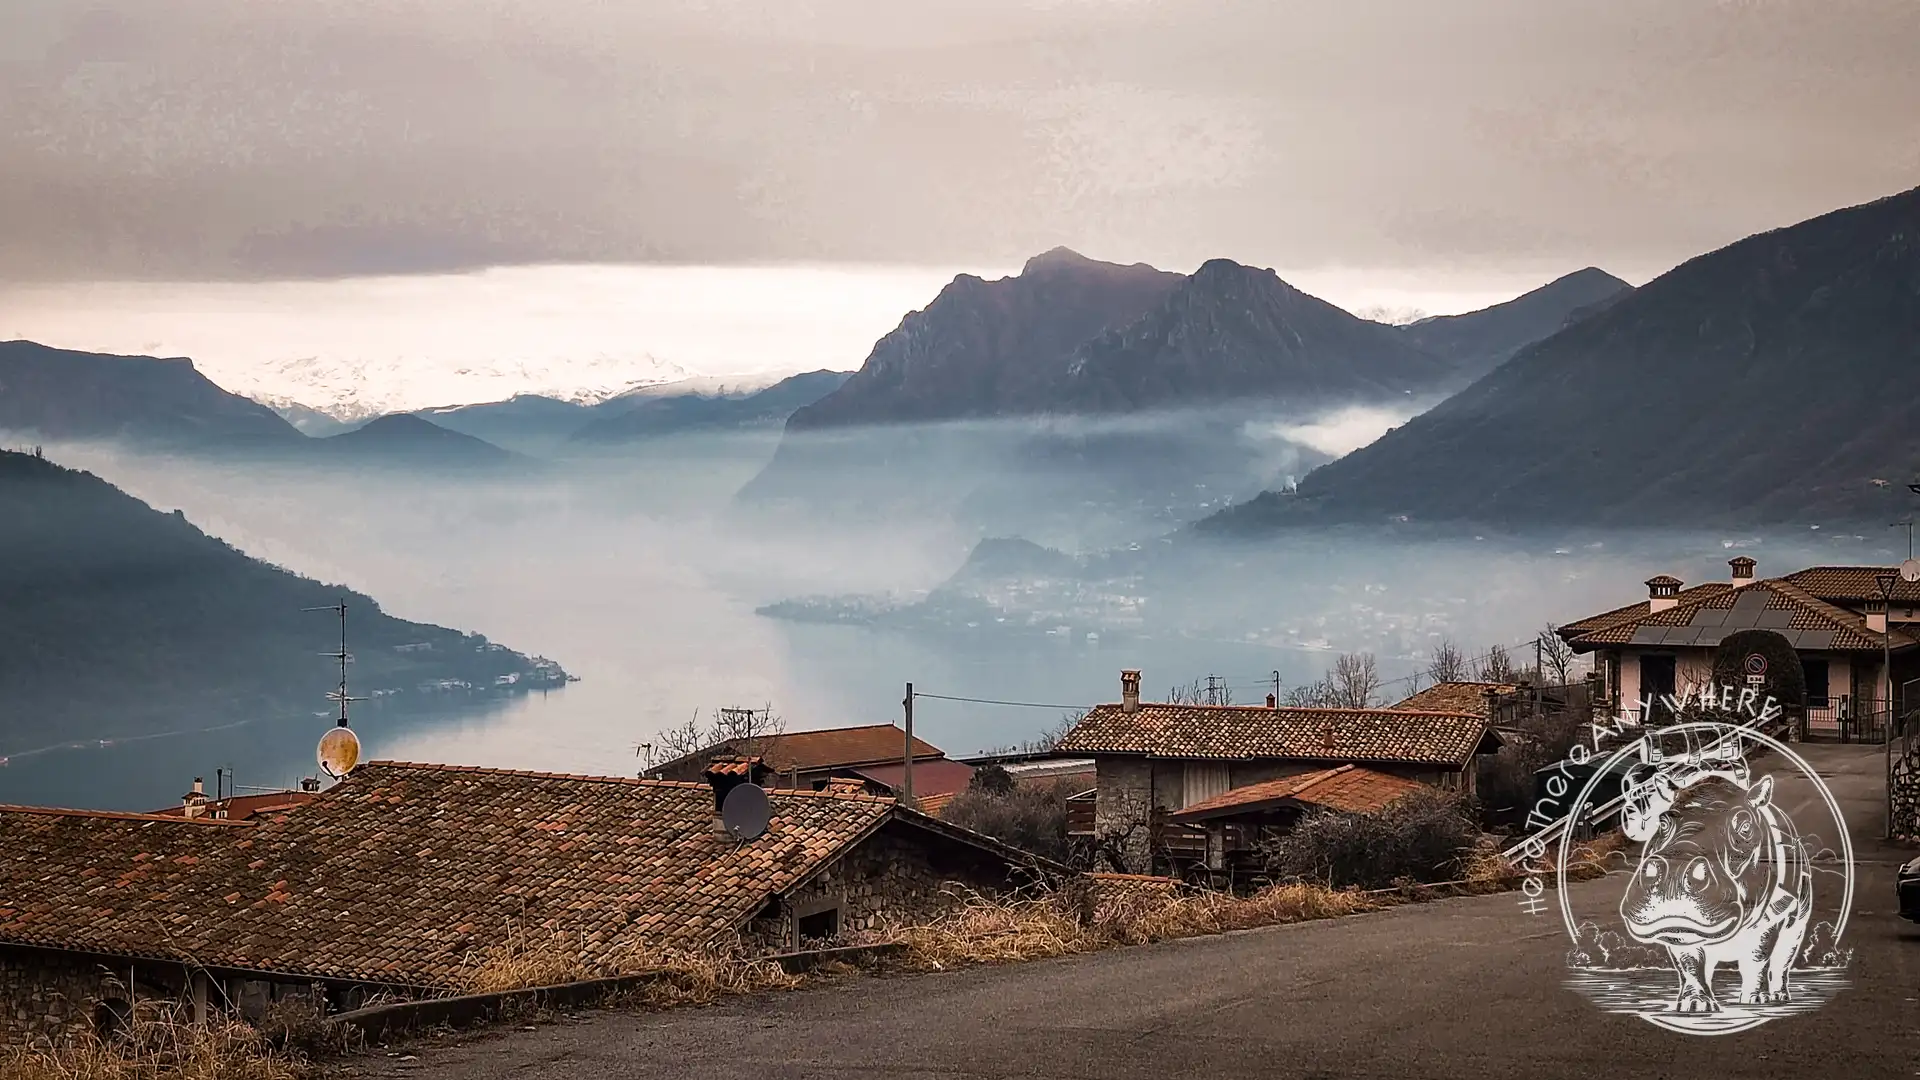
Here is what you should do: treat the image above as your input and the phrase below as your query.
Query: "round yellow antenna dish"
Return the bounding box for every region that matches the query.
[318,725,362,779]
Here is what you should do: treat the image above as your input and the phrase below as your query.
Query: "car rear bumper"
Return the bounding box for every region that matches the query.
[1899,859,1920,922]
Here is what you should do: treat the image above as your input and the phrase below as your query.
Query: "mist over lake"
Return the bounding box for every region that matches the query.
[8,415,1892,812]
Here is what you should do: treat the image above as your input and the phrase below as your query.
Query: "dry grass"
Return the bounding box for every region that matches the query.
[886,878,1387,970]
[0,1018,308,1080]
[455,924,798,1007]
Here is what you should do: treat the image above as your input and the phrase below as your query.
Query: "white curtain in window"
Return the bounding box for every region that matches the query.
[1182,762,1231,807]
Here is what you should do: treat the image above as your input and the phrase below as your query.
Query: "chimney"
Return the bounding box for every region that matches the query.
[1121,670,1142,713]
[1729,556,1756,587]
[701,757,763,833]
[181,777,209,820]
[1646,575,1683,614]
[300,777,321,793]
[1866,597,1888,635]
[1266,693,1278,709]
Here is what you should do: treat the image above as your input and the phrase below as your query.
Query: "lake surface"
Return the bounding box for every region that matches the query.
[12,433,1897,812]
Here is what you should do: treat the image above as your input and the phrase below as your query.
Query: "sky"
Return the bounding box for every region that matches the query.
[2,0,1916,407]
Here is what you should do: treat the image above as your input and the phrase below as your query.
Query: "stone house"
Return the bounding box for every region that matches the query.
[0,760,1061,1046]
[1054,671,1502,877]
[642,723,974,806]
[1556,558,1920,737]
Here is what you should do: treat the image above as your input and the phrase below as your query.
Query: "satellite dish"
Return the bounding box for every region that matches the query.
[317,726,361,779]
[721,782,770,840]
[1902,559,1920,584]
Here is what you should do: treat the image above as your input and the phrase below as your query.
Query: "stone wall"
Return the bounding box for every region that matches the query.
[0,949,183,1048]
[1092,757,1153,874]
[739,825,990,954]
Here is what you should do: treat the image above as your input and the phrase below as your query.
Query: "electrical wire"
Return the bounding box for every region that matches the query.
[911,691,1093,710]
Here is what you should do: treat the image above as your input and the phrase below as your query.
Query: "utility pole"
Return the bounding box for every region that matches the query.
[1534,635,1544,722]
[1272,670,1281,707]
[1879,573,1898,839]
[902,683,915,808]
[1205,674,1220,706]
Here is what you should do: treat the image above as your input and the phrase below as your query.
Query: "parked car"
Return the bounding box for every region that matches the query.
[1899,857,1920,922]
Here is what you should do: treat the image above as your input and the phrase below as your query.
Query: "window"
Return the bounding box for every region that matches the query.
[1639,654,1676,721]
[1802,658,1831,707]
[1181,762,1230,808]
[796,907,840,944]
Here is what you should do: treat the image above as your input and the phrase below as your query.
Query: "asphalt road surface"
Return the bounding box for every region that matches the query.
[353,743,1920,1080]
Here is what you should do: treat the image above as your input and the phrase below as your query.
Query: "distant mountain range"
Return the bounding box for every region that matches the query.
[0,340,302,446]
[0,448,566,752]
[784,249,1624,430]
[1197,184,1920,532]
[568,371,851,444]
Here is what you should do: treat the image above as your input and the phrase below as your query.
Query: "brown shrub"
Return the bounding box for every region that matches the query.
[1260,789,1483,889]
[938,777,1084,865]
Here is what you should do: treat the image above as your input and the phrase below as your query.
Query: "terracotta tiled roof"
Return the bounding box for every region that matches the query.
[849,759,976,799]
[913,791,958,817]
[1783,566,1920,606]
[0,764,919,988]
[702,757,762,777]
[1168,765,1430,822]
[1557,583,1735,639]
[1567,578,1917,653]
[669,725,944,776]
[1053,704,1495,767]
[1391,682,1521,717]
[149,792,318,822]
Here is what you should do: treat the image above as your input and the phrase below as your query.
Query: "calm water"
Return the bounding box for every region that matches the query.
[12,433,1898,812]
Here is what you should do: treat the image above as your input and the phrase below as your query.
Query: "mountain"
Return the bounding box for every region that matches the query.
[267,399,359,438]
[569,370,851,443]
[417,394,592,445]
[787,248,1184,429]
[0,449,566,751]
[1195,185,1920,533]
[320,413,518,467]
[1041,259,1452,412]
[0,341,302,446]
[1396,268,1634,384]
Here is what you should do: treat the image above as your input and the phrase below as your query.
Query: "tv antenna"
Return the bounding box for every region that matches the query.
[304,599,364,778]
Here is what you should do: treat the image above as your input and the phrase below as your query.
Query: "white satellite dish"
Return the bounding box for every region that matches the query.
[721,782,770,840]
[1902,559,1920,584]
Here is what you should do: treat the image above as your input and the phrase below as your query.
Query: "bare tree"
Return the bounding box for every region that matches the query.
[1476,644,1517,683]
[1283,678,1336,708]
[1538,625,1577,685]
[638,703,786,773]
[1328,652,1380,709]
[1166,679,1203,706]
[1427,639,1468,684]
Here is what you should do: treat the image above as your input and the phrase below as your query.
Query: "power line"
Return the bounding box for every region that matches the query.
[911,691,1093,711]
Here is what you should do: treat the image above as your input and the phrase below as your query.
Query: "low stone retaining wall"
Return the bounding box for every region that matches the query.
[327,942,907,1042]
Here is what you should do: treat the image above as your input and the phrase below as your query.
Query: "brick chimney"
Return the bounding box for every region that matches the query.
[1866,597,1889,634]
[1729,556,1756,588]
[1646,575,1683,614]
[1120,670,1142,714]
[1266,693,1278,709]
[180,778,209,820]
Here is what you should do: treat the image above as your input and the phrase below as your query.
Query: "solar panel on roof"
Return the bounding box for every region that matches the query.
[1631,627,1668,645]
[1664,626,1704,645]
[1697,629,1730,647]
[1757,609,1796,629]
[1731,590,1770,614]
[1799,630,1835,650]
[1689,610,1727,627]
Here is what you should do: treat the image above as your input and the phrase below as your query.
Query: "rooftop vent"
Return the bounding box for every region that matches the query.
[1121,670,1142,714]
[1647,575,1683,614]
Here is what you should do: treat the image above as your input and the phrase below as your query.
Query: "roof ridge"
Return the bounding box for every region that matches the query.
[1765,578,1917,643]
[361,760,904,800]
[0,803,256,825]
[1088,703,1480,719]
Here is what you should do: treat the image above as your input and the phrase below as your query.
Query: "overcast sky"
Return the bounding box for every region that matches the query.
[3,0,1916,288]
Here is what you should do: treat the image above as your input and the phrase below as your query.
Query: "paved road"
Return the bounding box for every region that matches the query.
[354,744,1920,1080]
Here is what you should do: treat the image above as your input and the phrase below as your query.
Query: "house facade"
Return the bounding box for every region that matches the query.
[1556,558,1920,737]
[0,760,1059,1046]
[1054,671,1501,878]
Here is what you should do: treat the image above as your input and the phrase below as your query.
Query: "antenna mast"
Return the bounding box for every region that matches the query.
[304,599,362,727]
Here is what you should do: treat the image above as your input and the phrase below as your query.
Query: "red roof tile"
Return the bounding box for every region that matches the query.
[1053,703,1495,767]
[1167,765,1430,822]
[1783,565,1920,606]
[1567,578,1916,653]
[0,762,1056,989]
[1391,682,1521,717]
[849,759,976,798]
[149,792,318,822]
[663,725,944,776]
